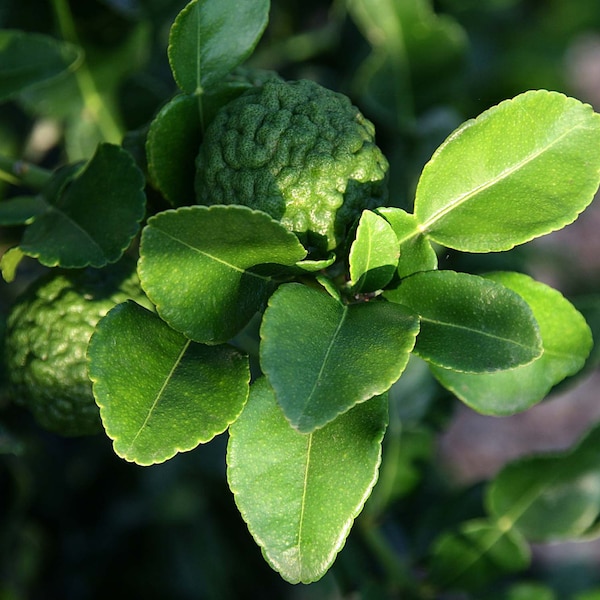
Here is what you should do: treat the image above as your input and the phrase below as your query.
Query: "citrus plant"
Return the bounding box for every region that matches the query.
[2,0,600,595]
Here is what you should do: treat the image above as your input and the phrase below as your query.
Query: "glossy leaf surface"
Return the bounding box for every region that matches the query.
[260,283,419,432]
[376,206,437,278]
[429,519,530,591]
[146,93,201,206]
[430,272,593,415]
[0,30,81,101]
[349,209,399,293]
[138,205,307,344]
[415,90,600,251]
[19,144,145,267]
[385,270,542,372]
[227,378,387,584]
[88,301,249,465]
[168,0,270,94]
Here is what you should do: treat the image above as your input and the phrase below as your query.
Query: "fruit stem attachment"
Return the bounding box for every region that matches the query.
[0,154,53,190]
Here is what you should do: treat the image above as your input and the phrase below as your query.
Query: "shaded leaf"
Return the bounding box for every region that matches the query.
[415,90,600,252]
[0,30,81,102]
[19,144,145,268]
[430,272,593,415]
[429,519,530,591]
[138,205,307,344]
[260,283,419,432]
[0,195,47,225]
[168,0,270,94]
[227,377,387,584]
[349,210,399,293]
[385,270,542,372]
[88,300,249,465]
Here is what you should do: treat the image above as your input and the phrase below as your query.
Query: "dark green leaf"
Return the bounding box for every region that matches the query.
[227,377,388,584]
[0,30,81,102]
[429,519,530,591]
[146,94,202,206]
[349,210,399,293]
[415,90,600,252]
[260,283,419,432]
[168,0,270,94]
[430,272,593,415]
[385,270,542,372]
[88,300,250,465]
[376,207,438,278]
[138,205,307,344]
[0,195,47,225]
[19,144,145,268]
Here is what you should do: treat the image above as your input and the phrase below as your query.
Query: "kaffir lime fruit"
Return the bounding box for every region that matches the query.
[4,260,149,436]
[195,78,389,253]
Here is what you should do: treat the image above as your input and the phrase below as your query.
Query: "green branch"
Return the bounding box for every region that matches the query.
[0,154,52,190]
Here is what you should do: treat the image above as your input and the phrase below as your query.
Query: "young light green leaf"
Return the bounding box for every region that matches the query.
[19,144,145,268]
[376,206,438,278]
[430,272,593,415]
[487,423,600,542]
[385,270,542,372]
[168,0,270,94]
[0,195,47,225]
[146,94,202,206]
[349,210,399,293]
[429,519,530,591]
[0,247,25,283]
[88,300,250,466]
[260,283,419,432]
[227,377,388,584]
[414,90,600,252]
[0,30,82,102]
[138,205,307,344]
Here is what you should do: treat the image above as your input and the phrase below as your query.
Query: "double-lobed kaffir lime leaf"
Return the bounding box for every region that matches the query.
[88,300,250,465]
[385,270,542,373]
[414,90,600,252]
[260,283,419,432]
[227,377,388,584]
[168,0,270,94]
[138,205,307,344]
[0,29,82,102]
[17,143,145,268]
[430,272,593,415]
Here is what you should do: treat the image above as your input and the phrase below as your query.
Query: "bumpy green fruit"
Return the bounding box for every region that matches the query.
[195,79,389,253]
[4,260,150,436]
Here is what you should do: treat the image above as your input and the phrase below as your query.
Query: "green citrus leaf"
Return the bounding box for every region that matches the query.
[0,195,47,225]
[487,424,600,541]
[227,377,388,584]
[430,272,593,415]
[414,90,600,252]
[376,207,438,278]
[0,30,82,102]
[429,519,530,591]
[260,283,419,432]
[138,205,307,344]
[349,210,399,293]
[19,144,145,268]
[168,0,270,94]
[0,247,25,283]
[385,270,542,372]
[146,94,202,206]
[88,300,250,466]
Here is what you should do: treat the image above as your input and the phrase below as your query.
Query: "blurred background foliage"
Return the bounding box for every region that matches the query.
[1,0,600,598]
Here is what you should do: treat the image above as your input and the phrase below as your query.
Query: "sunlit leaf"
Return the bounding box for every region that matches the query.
[227,377,387,583]
[415,90,600,251]
[88,301,250,465]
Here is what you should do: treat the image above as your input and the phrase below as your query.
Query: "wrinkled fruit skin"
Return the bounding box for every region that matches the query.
[4,260,149,436]
[195,79,389,253]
